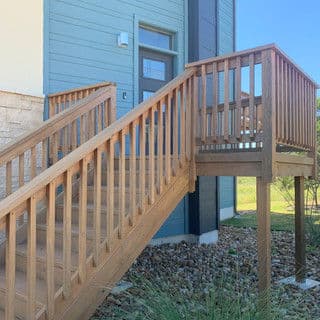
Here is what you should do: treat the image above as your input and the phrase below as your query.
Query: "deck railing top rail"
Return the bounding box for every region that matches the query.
[186,43,319,88]
[47,81,115,98]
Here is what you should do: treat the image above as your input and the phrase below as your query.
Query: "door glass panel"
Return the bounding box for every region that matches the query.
[139,27,172,50]
[142,90,155,101]
[143,58,165,81]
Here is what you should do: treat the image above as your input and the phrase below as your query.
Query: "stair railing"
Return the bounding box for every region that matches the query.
[0,68,196,319]
[0,83,116,200]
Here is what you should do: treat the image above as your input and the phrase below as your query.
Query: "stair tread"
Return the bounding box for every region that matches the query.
[36,222,107,239]
[0,267,59,306]
[16,241,79,267]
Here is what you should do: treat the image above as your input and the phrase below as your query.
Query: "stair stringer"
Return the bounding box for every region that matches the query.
[56,164,191,320]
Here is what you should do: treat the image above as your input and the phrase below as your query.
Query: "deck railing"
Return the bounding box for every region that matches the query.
[186,44,318,154]
[0,84,116,200]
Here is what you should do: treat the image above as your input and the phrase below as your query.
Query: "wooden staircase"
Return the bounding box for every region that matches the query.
[0,44,317,319]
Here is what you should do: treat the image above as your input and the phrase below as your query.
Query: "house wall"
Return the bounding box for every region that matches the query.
[0,0,43,96]
[45,0,186,119]
[217,0,236,221]
[0,91,44,199]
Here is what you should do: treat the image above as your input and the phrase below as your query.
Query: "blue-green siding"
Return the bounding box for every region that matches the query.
[45,0,186,119]
[44,0,235,238]
[217,0,236,212]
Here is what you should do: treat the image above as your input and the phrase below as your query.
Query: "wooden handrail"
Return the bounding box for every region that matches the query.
[0,84,116,200]
[48,82,115,118]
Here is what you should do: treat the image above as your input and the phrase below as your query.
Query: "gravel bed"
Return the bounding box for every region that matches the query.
[91,226,320,319]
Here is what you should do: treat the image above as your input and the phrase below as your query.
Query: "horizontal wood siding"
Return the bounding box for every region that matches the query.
[218,176,234,210]
[217,0,235,214]
[46,0,185,119]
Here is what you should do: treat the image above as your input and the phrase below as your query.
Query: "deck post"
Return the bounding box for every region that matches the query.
[294,176,306,283]
[256,177,271,315]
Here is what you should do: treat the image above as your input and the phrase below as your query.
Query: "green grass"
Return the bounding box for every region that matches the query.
[222,177,320,235]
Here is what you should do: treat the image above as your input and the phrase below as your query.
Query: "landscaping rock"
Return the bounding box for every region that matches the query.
[91,226,320,319]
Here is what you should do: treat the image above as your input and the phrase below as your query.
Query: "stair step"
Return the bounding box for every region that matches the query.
[55,203,121,227]
[0,268,49,318]
[83,186,146,206]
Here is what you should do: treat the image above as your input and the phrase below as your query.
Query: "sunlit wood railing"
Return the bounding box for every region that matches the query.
[186,44,318,155]
[0,84,116,200]
[48,82,114,118]
[0,69,195,319]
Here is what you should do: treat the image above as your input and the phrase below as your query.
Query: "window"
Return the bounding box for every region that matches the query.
[139,26,172,50]
[143,58,166,80]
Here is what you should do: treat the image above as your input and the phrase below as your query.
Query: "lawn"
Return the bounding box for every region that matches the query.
[222,177,320,233]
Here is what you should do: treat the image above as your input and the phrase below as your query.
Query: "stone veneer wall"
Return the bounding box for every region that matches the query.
[0,90,44,199]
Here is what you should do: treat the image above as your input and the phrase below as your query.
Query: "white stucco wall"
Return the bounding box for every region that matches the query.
[0,0,43,96]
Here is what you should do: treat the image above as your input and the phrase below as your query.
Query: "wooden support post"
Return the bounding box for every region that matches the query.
[256,177,271,315]
[294,176,306,283]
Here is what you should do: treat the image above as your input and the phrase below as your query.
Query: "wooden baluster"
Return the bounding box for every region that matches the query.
[288,66,293,143]
[31,146,37,179]
[42,139,47,171]
[201,64,207,142]
[79,158,88,282]
[172,89,179,174]
[297,72,301,147]
[18,155,25,227]
[294,70,298,146]
[104,98,110,129]
[6,161,12,196]
[298,74,303,147]
[80,114,85,144]
[149,108,155,204]
[88,108,94,139]
[224,59,230,141]
[186,79,192,160]
[130,123,136,225]
[46,182,55,319]
[63,96,69,155]
[249,53,255,139]
[19,154,24,187]
[93,148,102,265]
[276,55,280,140]
[139,114,146,213]
[284,62,289,143]
[52,132,58,164]
[180,83,186,165]
[119,131,126,235]
[280,58,285,143]
[165,94,171,184]
[71,120,77,150]
[235,57,241,140]
[27,196,36,320]
[49,97,55,118]
[97,103,102,133]
[5,211,16,320]
[157,101,163,193]
[63,169,72,298]
[106,139,114,250]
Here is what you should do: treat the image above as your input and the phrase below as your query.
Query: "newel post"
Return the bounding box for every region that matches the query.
[261,48,277,182]
[256,48,276,316]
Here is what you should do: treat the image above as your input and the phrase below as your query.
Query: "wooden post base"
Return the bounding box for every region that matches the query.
[294,176,306,283]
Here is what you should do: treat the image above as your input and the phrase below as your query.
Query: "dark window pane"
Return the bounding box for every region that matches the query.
[143,58,165,80]
[139,27,171,50]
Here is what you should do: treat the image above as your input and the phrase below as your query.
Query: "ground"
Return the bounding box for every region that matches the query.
[90,177,320,319]
[91,226,320,319]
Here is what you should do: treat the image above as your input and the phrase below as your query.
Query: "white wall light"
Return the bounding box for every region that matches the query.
[118,32,129,48]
